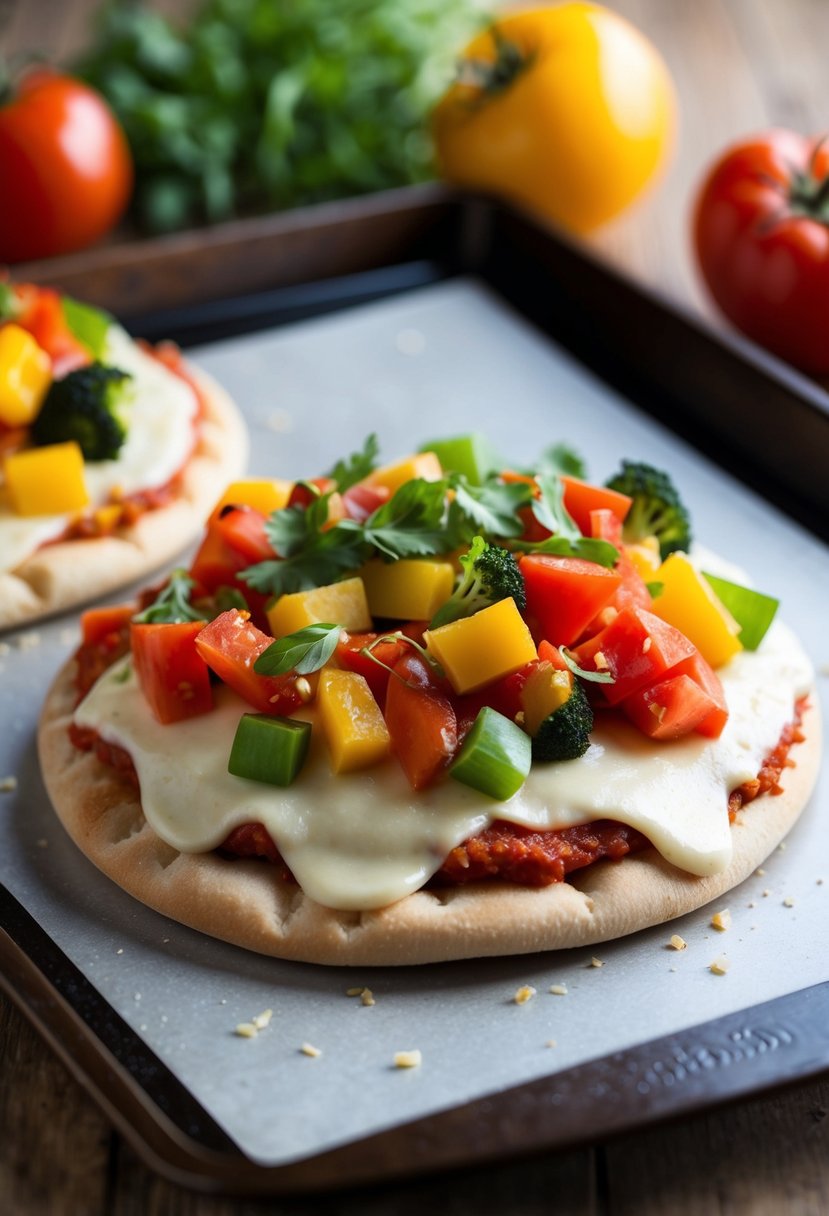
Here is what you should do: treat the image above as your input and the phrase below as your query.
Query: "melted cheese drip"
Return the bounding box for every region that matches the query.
[1,326,197,574]
[74,622,814,911]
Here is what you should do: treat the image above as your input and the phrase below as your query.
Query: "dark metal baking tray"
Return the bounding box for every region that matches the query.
[4,186,828,1194]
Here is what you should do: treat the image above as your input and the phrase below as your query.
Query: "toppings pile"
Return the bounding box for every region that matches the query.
[75,434,781,803]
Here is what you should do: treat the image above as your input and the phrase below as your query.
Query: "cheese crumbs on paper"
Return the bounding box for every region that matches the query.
[514,985,537,1005]
[589,957,604,968]
[710,956,730,976]
[711,909,732,931]
[669,934,687,951]
[549,983,568,996]
[394,1050,422,1069]
[300,1043,322,1058]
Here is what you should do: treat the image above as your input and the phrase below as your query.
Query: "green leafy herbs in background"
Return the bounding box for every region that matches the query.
[76,0,489,234]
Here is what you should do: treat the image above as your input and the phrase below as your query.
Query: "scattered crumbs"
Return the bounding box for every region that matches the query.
[593,650,609,671]
[36,838,48,849]
[116,948,124,956]
[751,925,757,931]
[545,1039,557,1049]
[747,901,756,909]
[778,842,787,852]
[220,998,227,1005]
[161,1015,168,1024]
[395,327,426,356]
[783,897,795,908]
[755,868,766,877]
[235,1022,259,1039]
[253,1009,273,1030]
[817,879,824,886]
[346,987,364,997]
[0,776,18,793]
[162,938,170,944]
[139,1024,147,1032]
[360,988,376,1007]
[134,993,141,1002]
[669,934,687,951]
[762,889,771,898]
[589,957,604,968]
[711,909,732,932]
[16,631,41,651]
[549,983,568,996]
[514,985,537,1005]
[300,1042,322,1058]
[394,1049,422,1069]
[710,956,730,976]
[265,407,294,433]
[669,966,677,973]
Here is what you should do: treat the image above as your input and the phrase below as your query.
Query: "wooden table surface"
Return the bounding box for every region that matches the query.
[2,1,828,1211]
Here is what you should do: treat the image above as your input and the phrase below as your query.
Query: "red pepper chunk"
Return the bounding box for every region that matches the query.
[520,553,622,647]
[131,621,213,725]
[621,673,719,740]
[213,504,275,564]
[195,609,304,715]
[572,607,697,706]
[559,474,632,536]
[384,652,458,790]
[81,603,135,648]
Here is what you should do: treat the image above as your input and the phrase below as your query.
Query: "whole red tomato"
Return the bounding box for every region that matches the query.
[0,69,133,263]
[694,130,829,375]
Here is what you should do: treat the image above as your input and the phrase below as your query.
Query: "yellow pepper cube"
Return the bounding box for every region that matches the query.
[520,663,572,736]
[424,598,537,694]
[625,536,661,580]
[651,552,743,668]
[211,478,293,519]
[267,576,371,639]
[317,669,390,773]
[360,558,455,620]
[365,451,443,496]
[4,441,89,516]
[0,325,52,427]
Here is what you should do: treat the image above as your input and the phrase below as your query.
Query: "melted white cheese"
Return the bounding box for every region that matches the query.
[73,621,814,911]
[1,325,198,574]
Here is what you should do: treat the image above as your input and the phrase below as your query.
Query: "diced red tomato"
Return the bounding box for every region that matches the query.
[571,607,697,706]
[537,639,568,670]
[13,285,90,375]
[214,505,275,564]
[589,507,651,617]
[384,651,458,790]
[621,673,719,741]
[287,477,337,508]
[560,475,631,536]
[336,631,409,705]
[194,610,303,715]
[80,603,135,648]
[189,522,251,593]
[131,621,213,725]
[342,481,390,523]
[670,649,729,738]
[520,553,622,647]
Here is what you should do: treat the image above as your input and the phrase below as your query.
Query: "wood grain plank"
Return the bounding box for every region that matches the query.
[0,991,113,1216]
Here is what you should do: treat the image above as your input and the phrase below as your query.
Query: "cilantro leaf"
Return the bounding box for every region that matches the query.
[537,443,587,479]
[362,478,450,559]
[448,475,530,540]
[512,535,619,568]
[0,282,19,321]
[325,433,380,493]
[531,473,582,540]
[254,622,342,676]
[133,569,208,624]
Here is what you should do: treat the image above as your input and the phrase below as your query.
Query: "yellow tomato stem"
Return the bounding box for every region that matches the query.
[455,26,530,100]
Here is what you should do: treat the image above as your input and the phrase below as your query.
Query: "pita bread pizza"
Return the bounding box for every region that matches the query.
[38,435,820,965]
[0,280,247,629]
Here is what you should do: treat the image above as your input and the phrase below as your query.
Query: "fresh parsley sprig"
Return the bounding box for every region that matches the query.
[133,569,208,624]
[325,433,380,493]
[508,473,619,568]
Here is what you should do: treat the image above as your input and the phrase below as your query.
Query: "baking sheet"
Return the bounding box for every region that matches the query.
[1,278,826,1168]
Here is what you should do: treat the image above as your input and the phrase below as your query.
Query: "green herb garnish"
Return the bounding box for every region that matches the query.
[254,623,342,677]
[133,569,208,624]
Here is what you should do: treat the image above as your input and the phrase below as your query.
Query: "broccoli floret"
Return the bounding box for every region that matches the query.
[31,363,132,462]
[530,678,593,762]
[430,535,525,628]
[605,460,692,559]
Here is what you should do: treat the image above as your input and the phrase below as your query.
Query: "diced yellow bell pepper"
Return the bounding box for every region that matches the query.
[211,478,293,519]
[267,576,371,639]
[317,669,390,773]
[424,598,537,694]
[520,663,572,736]
[0,325,52,427]
[360,558,455,620]
[651,552,742,668]
[365,451,442,496]
[4,441,89,516]
[625,536,661,580]
[93,503,123,534]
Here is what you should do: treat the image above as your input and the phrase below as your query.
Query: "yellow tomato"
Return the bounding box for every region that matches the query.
[432,3,676,233]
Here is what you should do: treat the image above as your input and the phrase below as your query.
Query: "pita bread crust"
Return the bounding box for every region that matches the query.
[38,659,822,966]
[0,369,247,631]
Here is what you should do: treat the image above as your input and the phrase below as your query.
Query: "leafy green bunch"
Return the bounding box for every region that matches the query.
[76,0,487,233]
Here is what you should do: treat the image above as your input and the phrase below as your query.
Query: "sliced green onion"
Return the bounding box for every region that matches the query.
[449,707,531,801]
[702,573,779,651]
[228,714,311,786]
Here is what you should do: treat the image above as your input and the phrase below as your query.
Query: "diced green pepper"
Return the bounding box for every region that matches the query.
[62,297,112,359]
[228,713,311,786]
[449,706,531,800]
[418,433,501,485]
[702,573,779,651]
